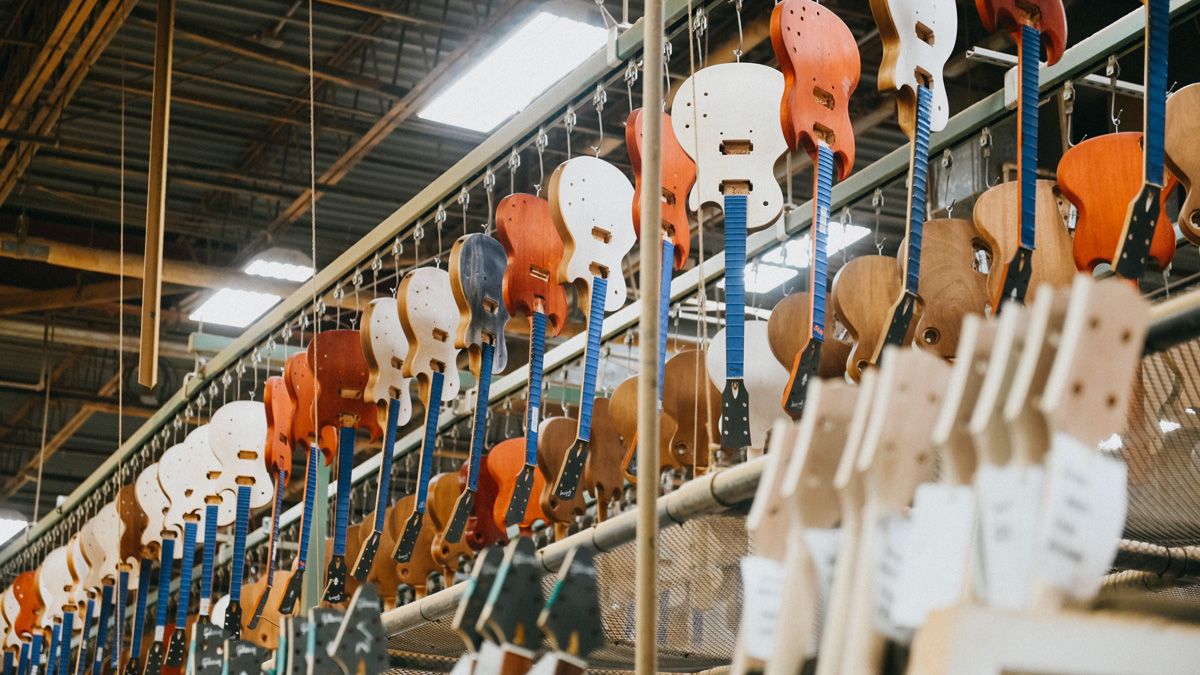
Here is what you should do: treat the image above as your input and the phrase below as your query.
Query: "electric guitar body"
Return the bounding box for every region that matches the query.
[768,293,849,380]
[974,0,1068,305]
[486,437,546,536]
[610,375,678,483]
[662,349,721,476]
[465,457,507,551]
[428,471,475,586]
[1165,82,1200,245]
[972,179,1074,303]
[627,108,697,269]
[901,218,990,358]
[1058,132,1177,273]
[706,321,790,454]
[389,494,438,600]
[538,416,590,538]
[831,254,902,381]
[582,397,627,519]
[495,193,569,334]
[673,62,788,441]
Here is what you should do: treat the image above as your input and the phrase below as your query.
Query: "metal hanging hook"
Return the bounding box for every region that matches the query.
[457,186,471,238]
[872,187,886,255]
[731,0,744,62]
[535,128,548,195]
[1107,55,1123,132]
[433,205,446,267]
[591,84,608,157]
[484,168,496,233]
[564,105,577,158]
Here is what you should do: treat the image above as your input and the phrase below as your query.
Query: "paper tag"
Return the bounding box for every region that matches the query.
[1036,432,1128,601]
[802,528,840,656]
[871,513,913,643]
[474,642,503,675]
[976,463,1044,609]
[738,555,788,660]
[890,484,975,630]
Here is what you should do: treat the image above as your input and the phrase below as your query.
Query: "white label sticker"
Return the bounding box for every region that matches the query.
[1036,432,1128,601]
[803,529,841,612]
[738,555,788,660]
[528,405,540,434]
[976,463,1044,609]
[871,513,914,643]
[474,641,503,675]
[449,654,476,675]
[891,484,976,630]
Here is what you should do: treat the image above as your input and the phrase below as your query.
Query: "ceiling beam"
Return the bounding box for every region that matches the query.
[315,0,470,33]
[0,233,300,296]
[0,0,135,207]
[0,318,195,360]
[128,8,407,98]
[258,0,527,244]
[0,279,192,317]
[0,348,84,444]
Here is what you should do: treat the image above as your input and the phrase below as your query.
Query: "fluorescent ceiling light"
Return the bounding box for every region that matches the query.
[189,288,282,328]
[244,248,313,282]
[715,263,801,295]
[418,11,607,132]
[762,223,871,269]
[0,518,24,546]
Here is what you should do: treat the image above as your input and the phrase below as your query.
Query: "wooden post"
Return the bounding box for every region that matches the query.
[139,0,174,388]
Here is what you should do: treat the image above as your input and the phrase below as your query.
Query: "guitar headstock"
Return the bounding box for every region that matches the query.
[549,156,637,313]
[306,329,382,441]
[706,322,791,451]
[930,315,1000,484]
[263,374,297,484]
[627,108,697,269]
[451,546,503,654]
[779,378,861,528]
[746,420,801,558]
[134,463,169,553]
[210,399,272,502]
[449,233,511,373]
[477,537,543,650]
[672,62,789,231]
[398,267,463,403]
[539,546,602,661]
[495,193,569,335]
[976,0,1068,65]
[772,0,861,171]
[158,426,219,546]
[869,0,956,135]
[538,416,590,528]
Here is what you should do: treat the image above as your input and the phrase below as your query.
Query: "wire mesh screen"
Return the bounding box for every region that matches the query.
[385,514,749,672]
[1122,342,1200,547]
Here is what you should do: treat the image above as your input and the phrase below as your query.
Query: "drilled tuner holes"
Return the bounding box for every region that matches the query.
[1088,316,1101,330]
[923,327,941,345]
[1073,381,1085,397]
[1106,393,1118,409]
[1120,328,1132,344]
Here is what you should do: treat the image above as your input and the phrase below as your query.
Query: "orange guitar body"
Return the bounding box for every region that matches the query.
[464,460,506,551]
[486,437,545,535]
[627,108,697,269]
[387,494,437,599]
[428,471,475,585]
[118,483,149,561]
[285,352,321,460]
[11,571,40,638]
[307,329,382,442]
[263,374,297,484]
[771,0,860,174]
[495,193,569,334]
[975,0,1068,62]
[1058,133,1177,274]
[538,416,590,536]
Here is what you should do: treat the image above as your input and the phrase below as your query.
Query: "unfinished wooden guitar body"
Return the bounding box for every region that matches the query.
[976,0,1068,61]
[538,416,589,536]
[1058,133,1177,273]
[450,233,511,371]
[307,329,383,441]
[870,0,957,135]
[610,375,679,481]
[627,108,697,269]
[661,349,720,473]
[388,494,438,598]
[1165,83,1200,244]
[118,482,149,563]
[768,293,850,380]
[209,400,274,521]
[772,0,860,170]
[135,463,169,553]
[263,374,297,484]
[159,426,218,550]
[831,255,902,381]
[903,218,990,358]
[428,471,475,584]
[361,298,413,428]
[583,397,627,517]
[399,267,463,403]
[972,179,1075,303]
[495,193,569,334]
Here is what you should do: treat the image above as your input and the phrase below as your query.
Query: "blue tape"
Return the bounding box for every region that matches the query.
[723,194,748,378]
[28,634,42,675]
[76,597,94,675]
[906,87,933,290]
[658,240,673,405]
[16,640,28,675]
[57,606,75,675]
[265,470,286,585]
[114,568,129,670]
[812,145,835,340]
[47,622,60,675]
[524,312,547,467]
[92,584,113,675]
[1018,26,1040,252]
[415,371,444,513]
[373,398,400,533]
[334,426,355,556]
[467,343,495,492]
[127,560,151,668]
[175,521,197,627]
[296,445,320,573]
[1144,0,1169,181]
[200,504,218,610]
[230,484,251,601]
[576,276,608,442]
[153,538,175,633]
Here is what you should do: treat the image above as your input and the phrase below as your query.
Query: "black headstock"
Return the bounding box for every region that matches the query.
[329,584,387,675]
[539,547,602,661]
[223,639,266,675]
[452,546,504,652]
[477,538,544,650]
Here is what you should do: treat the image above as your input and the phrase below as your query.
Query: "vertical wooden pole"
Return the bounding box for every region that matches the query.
[139,0,174,388]
[636,0,664,673]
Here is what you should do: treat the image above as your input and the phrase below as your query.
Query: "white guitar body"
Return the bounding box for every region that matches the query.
[398,267,463,402]
[209,400,274,523]
[0,588,18,648]
[136,463,170,552]
[672,62,788,231]
[871,0,956,132]
[80,513,106,591]
[82,501,123,588]
[549,156,637,313]
[65,533,89,610]
[362,298,414,426]
[159,426,219,553]
[706,321,790,451]
[38,546,72,627]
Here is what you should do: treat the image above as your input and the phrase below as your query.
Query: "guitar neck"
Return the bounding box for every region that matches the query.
[91,582,113,675]
[333,426,356,556]
[151,538,174,638]
[902,86,934,293]
[523,312,548,468]
[657,238,673,407]
[229,484,252,601]
[723,193,748,379]
[295,445,321,573]
[1017,25,1041,253]
[372,397,402,534]
[264,469,286,586]
[467,342,496,492]
[123,561,150,669]
[415,370,446,512]
[575,277,608,443]
[173,521,198,629]
[1143,0,1169,185]
[198,503,219,616]
[811,143,835,342]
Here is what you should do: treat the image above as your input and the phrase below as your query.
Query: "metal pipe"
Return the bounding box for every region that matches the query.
[636,0,664,671]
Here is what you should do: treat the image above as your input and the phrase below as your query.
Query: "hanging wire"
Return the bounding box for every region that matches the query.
[564,105,577,158]
[458,186,471,237]
[483,168,496,233]
[30,317,54,534]
[307,0,321,442]
[535,128,548,194]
